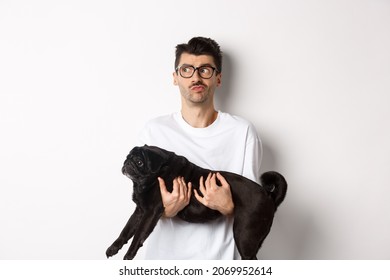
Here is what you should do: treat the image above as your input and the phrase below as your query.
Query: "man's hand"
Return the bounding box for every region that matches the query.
[158,177,192,218]
[194,172,234,216]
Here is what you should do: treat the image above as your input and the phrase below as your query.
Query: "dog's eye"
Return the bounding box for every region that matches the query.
[135,159,144,167]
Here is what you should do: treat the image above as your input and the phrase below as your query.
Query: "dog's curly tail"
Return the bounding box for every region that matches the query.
[260,171,288,209]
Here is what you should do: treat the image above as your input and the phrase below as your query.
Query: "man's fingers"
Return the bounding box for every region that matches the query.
[187,182,192,201]
[172,178,181,199]
[216,172,229,188]
[210,173,217,188]
[205,173,212,187]
[199,176,206,195]
[193,189,201,201]
[194,189,207,206]
[179,177,188,200]
[158,177,168,194]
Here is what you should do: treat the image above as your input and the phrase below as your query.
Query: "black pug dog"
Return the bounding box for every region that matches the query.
[106,145,287,260]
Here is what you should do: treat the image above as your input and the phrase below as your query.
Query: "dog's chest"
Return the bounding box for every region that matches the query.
[133,187,162,211]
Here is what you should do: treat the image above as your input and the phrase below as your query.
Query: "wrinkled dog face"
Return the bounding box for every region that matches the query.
[122,147,148,181]
[122,146,170,191]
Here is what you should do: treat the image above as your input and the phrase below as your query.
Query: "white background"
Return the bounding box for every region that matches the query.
[0,0,389,260]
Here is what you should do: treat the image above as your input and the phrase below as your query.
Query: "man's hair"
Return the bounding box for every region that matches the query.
[175,37,223,73]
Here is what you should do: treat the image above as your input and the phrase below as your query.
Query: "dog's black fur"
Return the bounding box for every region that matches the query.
[106,145,287,260]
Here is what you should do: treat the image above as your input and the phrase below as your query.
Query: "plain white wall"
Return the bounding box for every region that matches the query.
[1,0,389,259]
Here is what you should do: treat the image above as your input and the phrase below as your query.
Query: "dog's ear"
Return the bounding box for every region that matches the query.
[144,146,171,173]
[148,152,165,172]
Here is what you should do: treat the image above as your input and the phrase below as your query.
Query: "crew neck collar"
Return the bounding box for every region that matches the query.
[173,111,222,136]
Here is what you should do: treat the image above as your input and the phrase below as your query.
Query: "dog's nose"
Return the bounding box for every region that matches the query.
[122,162,130,175]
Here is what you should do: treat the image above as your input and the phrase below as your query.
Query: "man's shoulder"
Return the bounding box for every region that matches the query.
[143,112,178,128]
[219,111,254,128]
[138,113,180,145]
[218,112,260,141]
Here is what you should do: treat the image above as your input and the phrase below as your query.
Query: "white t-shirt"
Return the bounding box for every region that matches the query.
[138,111,262,259]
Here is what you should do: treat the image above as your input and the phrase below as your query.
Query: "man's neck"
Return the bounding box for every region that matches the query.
[181,106,218,128]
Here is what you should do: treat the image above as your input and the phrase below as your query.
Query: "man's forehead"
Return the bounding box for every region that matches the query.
[179,53,215,66]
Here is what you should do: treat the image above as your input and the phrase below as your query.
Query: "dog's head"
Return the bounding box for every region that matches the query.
[122,145,173,192]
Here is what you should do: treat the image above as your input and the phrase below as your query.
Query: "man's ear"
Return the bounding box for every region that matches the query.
[216,73,222,87]
[173,72,178,86]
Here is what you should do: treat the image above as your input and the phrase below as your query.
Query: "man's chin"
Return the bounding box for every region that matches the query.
[188,92,210,103]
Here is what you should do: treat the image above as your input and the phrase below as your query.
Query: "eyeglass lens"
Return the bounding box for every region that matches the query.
[178,65,215,79]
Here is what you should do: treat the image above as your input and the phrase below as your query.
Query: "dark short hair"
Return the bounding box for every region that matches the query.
[175,37,223,73]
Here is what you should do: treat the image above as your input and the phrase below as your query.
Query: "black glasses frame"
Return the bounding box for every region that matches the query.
[175,65,219,79]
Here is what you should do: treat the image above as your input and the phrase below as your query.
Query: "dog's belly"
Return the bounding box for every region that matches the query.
[177,197,222,223]
[174,171,265,224]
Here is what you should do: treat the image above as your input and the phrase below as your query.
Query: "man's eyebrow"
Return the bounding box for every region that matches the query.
[199,63,214,67]
[181,63,215,67]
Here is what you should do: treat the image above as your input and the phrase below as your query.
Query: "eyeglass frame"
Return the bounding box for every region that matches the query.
[175,64,220,79]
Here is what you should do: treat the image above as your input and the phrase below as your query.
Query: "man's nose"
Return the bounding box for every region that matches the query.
[191,69,203,81]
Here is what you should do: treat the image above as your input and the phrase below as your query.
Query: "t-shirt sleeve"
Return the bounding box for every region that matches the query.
[242,124,263,183]
[137,121,151,146]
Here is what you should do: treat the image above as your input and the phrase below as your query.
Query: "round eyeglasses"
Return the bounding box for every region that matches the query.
[176,64,219,79]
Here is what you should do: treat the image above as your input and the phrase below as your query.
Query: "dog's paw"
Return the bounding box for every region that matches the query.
[106,245,120,258]
[123,253,134,260]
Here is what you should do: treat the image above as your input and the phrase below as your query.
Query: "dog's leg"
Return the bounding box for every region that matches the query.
[106,206,143,258]
[123,206,164,260]
[232,205,273,260]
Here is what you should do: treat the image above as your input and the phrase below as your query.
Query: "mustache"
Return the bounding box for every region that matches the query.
[190,82,206,88]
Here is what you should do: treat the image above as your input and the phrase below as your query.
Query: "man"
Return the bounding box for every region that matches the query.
[138,37,262,259]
